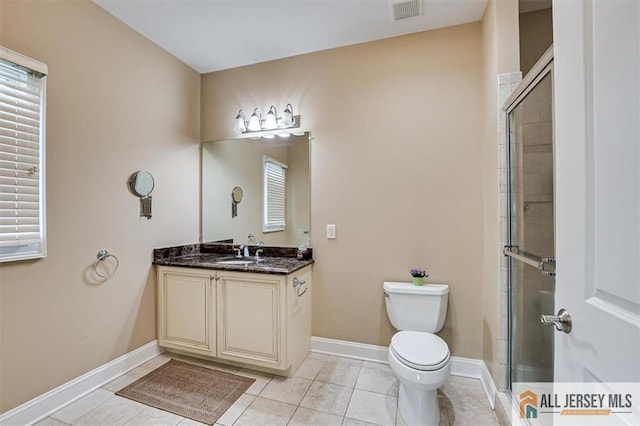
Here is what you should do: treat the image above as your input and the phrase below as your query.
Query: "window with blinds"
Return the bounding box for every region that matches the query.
[263,156,287,233]
[0,48,47,262]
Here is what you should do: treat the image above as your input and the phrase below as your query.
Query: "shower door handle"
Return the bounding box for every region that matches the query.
[541,308,572,333]
[503,246,556,277]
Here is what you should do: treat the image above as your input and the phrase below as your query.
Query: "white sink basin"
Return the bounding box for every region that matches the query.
[216,259,254,266]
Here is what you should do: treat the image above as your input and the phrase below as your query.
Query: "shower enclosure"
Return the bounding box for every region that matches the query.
[504,51,555,387]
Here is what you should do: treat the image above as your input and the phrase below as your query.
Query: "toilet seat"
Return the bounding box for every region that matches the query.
[390,331,450,371]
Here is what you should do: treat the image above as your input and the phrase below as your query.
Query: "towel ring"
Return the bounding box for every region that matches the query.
[93,249,119,278]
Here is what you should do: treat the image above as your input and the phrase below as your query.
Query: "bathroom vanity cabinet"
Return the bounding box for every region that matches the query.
[157,264,312,375]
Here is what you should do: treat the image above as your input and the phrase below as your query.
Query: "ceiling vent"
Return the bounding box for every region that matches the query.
[390,0,421,21]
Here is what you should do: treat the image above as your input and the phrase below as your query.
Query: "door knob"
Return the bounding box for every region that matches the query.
[541,308,572,333]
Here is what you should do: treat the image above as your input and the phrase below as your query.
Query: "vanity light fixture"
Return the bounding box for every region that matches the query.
[234,103,301,135]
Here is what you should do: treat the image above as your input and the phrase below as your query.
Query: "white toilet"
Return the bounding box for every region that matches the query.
[383,281,450,426]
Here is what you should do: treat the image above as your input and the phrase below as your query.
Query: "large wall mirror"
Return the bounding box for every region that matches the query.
[202,132,310,247]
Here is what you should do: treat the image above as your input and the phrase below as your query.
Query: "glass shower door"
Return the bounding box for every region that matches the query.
[506,69,555,385]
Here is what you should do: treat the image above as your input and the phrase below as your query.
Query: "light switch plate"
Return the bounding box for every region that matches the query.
[326,224,336,239]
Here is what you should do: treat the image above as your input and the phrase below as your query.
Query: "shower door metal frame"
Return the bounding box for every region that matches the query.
[503,46,554,391]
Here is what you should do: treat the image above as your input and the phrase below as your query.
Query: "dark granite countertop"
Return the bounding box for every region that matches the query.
[153,243,313,275]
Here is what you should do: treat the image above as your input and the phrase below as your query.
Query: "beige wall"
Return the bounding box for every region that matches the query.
[0,0,200,412]
[202,23,485,358]
[481,0,500,382]
[480,0,520,386]
[519,8,553,76]
[496,0,521,75]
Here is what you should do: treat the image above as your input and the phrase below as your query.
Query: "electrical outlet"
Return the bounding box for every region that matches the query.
[326,224,336,239]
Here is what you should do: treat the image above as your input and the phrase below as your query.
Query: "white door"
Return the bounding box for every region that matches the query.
[553,0,640,381]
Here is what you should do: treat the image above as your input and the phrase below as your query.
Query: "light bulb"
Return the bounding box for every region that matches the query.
[279,103,294,127]
[235,110,246,132]
[247,108,261,131]
[264,105,278,130]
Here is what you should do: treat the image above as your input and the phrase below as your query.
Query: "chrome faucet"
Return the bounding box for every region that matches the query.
[255,248,264,260]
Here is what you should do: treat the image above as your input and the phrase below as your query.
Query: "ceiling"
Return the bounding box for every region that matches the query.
[93,0,488,74]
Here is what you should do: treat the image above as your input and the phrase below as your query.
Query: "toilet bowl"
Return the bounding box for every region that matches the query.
[383,282,450,426]
[389,331,450,425]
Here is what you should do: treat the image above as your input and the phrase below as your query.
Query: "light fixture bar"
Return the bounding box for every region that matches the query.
[234,104,301,135]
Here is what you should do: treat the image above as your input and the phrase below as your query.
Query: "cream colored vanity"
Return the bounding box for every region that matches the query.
[157,264,312,376]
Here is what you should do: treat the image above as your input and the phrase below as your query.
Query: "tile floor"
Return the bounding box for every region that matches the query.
[36,353,499,426]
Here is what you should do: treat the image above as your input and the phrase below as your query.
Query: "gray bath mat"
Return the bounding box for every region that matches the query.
[116,359,255,425]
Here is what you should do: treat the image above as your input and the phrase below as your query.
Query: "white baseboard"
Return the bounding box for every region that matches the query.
[480,362,497,409]
[311,336,494,409]
[311,336,388,363]
[0,340,162,426]
[497,390,528,426]
[311,336,483,378]
[449,356,483,379]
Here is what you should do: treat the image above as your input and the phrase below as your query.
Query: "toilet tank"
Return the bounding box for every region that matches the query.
[383,282,449,332]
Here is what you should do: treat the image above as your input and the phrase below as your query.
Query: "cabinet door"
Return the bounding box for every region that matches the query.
[217,273,285,369]
[158,267,214,355]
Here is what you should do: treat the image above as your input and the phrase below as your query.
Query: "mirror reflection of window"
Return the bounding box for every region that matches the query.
[263,156,287,233]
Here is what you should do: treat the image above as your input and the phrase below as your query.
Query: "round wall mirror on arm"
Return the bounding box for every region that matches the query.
[129,171,154,218]
[129,170,155,197]
[231,186,243,218]
[231,186,243,203]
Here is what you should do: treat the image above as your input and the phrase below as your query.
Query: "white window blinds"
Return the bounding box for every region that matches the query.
[263,156,287,233]
[0,48,47,262]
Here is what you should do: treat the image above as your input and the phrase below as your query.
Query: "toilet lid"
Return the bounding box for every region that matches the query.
[391,331,450,371]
